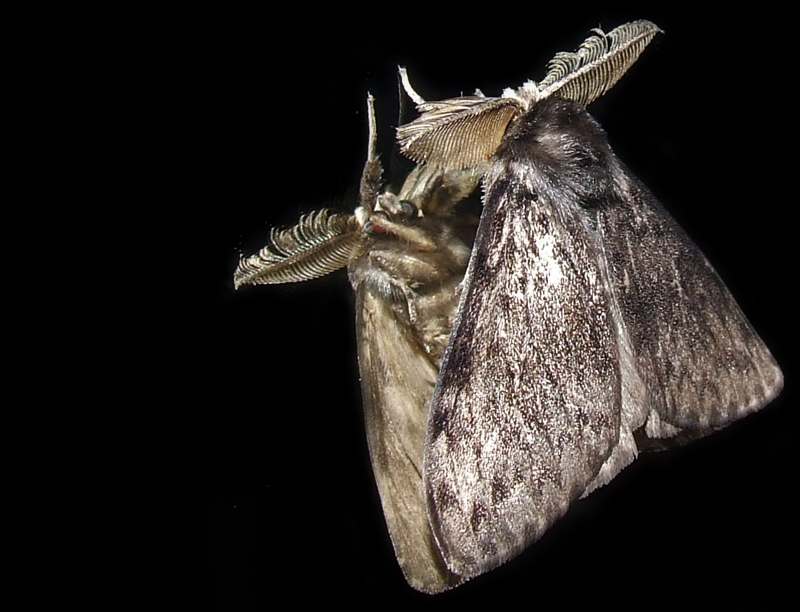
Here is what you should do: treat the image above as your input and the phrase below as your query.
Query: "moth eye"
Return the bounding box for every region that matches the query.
[399,200,418,218]
[365,212,389,235]
[376,193,419,220]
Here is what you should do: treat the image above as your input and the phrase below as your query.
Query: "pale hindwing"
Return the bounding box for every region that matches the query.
[598,175,784,433]
[354,286,462,592]
[425,157,622,578]
[348,170,477,592]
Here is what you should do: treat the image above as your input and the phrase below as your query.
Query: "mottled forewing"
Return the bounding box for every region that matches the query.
[425,162,621,578]
[598,174,783,431]
[354,284,462,593]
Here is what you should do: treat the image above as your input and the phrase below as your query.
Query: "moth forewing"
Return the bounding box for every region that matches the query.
[594,172,784,430]
[425,138,624,576]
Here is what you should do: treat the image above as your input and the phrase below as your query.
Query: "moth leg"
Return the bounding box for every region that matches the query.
[359,94,384,213]
[398,66,426,106]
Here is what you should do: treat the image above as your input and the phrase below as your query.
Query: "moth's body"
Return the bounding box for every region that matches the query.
[235,20,782,594]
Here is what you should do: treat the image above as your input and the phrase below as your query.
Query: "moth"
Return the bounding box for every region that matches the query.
[235,20,783,593]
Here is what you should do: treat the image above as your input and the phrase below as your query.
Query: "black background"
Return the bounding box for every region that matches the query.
[152,7,796,610]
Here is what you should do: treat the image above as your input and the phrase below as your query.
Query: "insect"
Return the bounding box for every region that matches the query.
[234,20,783,593]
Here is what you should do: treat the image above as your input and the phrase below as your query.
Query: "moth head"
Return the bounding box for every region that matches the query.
[361,194,422,237]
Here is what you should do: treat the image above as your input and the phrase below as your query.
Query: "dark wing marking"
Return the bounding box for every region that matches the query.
[425,99,625,577]
[597,173,783,431]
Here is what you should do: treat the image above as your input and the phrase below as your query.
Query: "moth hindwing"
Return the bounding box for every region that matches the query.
[235,20,783,593]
